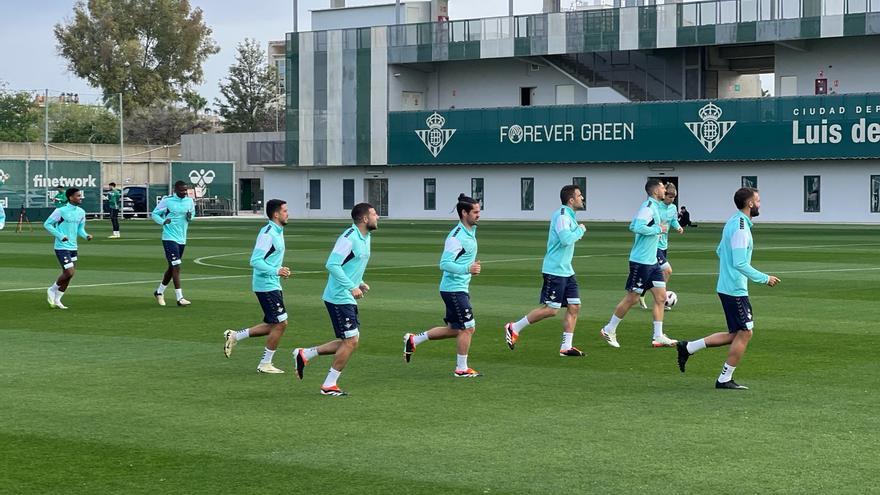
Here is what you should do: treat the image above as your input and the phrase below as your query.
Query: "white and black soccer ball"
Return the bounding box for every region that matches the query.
[665,290,678,308]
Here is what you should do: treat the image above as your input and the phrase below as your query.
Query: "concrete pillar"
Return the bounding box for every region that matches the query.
[543,0,560,12]
[331,0,345,8]
[432,0,449,20]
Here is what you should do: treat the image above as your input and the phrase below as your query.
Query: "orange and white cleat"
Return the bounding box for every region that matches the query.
[559,347,585,357]
[453,368,482,378]
[320,385,348,396]
[504,323,519,350]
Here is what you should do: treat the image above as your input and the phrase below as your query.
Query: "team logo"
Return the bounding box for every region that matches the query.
[685,102,736,153]
[0,169,9,186]
[188,169,216,189]
[415,112,456,158]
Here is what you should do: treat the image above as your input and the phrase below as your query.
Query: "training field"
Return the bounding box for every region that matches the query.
[0,217,876,493]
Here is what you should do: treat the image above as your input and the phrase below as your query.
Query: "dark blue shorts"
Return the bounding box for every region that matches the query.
[625,261,666,294]
[162,240,186,266]
[324,301,360,339]
[718,293,754,332]
[55,249,78,269]
[539,273,581,309]
[256,290,288,324]
[657,249,669,267]
[440,291,475,330]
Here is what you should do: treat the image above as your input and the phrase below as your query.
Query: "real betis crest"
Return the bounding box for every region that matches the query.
[415,112,456,158]
[685,102,735,153]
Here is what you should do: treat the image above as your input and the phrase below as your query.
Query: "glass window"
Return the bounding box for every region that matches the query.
[521,178,534,211]
[804,176,820,212]
[871,175,880,213]
[343,179,354,210]
[573,177,587,210]
[742,176,758,189]
[424,178,436,210]
[309,179,321,210]
[471,178,484,209]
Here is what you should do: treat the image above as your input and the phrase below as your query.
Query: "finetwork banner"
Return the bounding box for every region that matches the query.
[388,94,880,165]
[0,160,102,212]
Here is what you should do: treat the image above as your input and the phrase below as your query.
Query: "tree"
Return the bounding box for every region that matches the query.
[46,103,119,144]
[125,101,210,145]
[54,0,219,115]
[215,38,281,133]
[0,87,40,142]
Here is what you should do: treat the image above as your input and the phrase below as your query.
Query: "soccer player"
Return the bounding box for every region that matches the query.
[676,187,780,390]
[504,185,587,357]
[43,188,92,309]
[223,199,292,374]
[600,179,677,348]
[403,194,483,377]
[107,182,121,238]
[291,203,378,396]
[151,181,195,307]
[639,182,683,310]
[0,201,5,230]
[52,186,67,208]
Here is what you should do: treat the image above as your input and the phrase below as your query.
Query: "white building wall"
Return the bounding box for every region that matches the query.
[775,36,880,96]
[265,161,880,223]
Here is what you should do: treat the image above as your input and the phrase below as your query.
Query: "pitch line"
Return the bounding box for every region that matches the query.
[0,275,248,293]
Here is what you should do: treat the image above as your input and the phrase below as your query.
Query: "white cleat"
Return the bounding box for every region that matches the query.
[223,329,236,358]
[638,296,648,310]
[651,334,678,348]
[176,298,191,307]
[600,328,620,348]
[256,362,285,374]
[47,288,56,308]
[54,300,68,310]
[154,292,166,306]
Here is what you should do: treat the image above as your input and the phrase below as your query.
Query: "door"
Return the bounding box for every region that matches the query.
[239,179,253,211]
[364,178,389,216]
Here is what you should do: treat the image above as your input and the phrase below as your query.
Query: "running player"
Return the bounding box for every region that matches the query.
[639,182,683,310]
[403,194,482,377]
[151,181,195,306]
[43,188,92,309]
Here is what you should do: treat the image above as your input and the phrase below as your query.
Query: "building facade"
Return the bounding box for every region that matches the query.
[269,0,880,223]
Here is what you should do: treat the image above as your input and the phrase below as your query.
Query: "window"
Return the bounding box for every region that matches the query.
[871,175,880,213]
[424,178,436,210]
[309,179,321,210]
[521,178,534,211]
[471,178,484,209]
[342,179,354,210]
[804,176,820,212]
[741,176,758,189]
[572,177,587,210]
[246,141,285,164]
[520,87,534,106]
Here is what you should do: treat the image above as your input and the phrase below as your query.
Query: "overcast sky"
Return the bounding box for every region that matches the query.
[0,0,544,106]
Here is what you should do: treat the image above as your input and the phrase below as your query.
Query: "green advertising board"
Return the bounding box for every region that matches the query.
[388,94,880,165]
[170,162,235,201]
[0,160,102,212]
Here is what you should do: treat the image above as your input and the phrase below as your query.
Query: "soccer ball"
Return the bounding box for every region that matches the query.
[665,291,678,308]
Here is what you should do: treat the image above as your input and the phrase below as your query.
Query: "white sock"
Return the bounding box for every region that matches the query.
[55,290,65,303]
[175,288,183,301]
[686,338,707,354]
[652,321,663,339]
[560,332,574,350]
[456,354,468,371]
[511,316,530,333]
[605,314,622,333]
[156,283,167,295]
[235,329,250,341]
[113,231,119,236]
[323,367,341,388]
[260,348,275,364]
[413,332,430,345]
[303,347,319,361]
[718,362,735,383]
[50,283,59,292]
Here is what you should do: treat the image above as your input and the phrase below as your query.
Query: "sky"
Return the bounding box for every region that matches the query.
[0,0,544,106]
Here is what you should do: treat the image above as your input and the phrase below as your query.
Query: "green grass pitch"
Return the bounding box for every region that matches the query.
[0,217,876,493]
